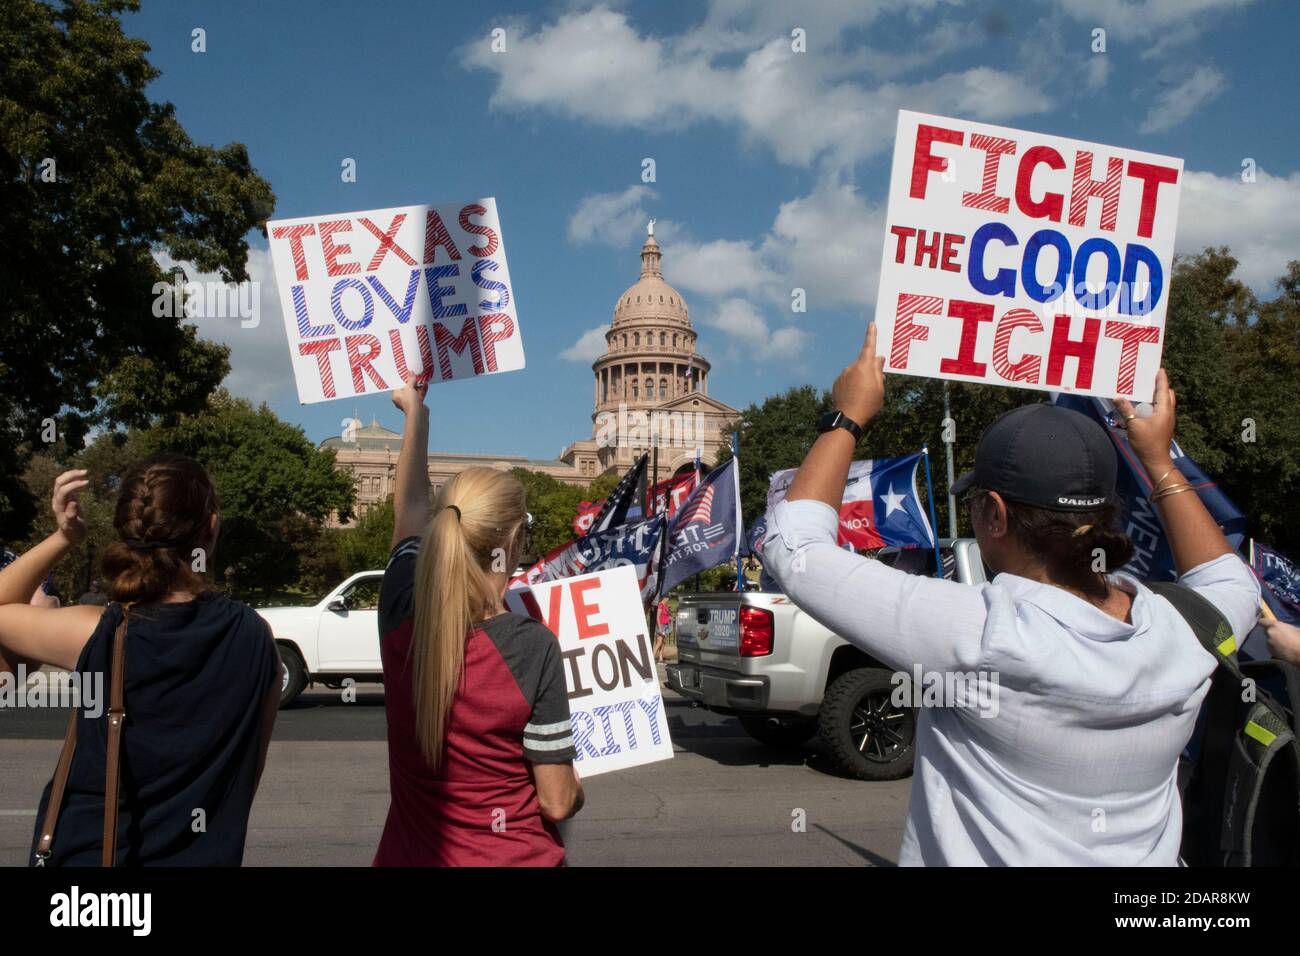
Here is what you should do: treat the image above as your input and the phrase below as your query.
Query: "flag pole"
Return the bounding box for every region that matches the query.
[922,445,943,579]
[732,432,743,591]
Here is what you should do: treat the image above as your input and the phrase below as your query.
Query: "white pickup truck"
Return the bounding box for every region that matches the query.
[666,540,987,780]
[257,571,385,707]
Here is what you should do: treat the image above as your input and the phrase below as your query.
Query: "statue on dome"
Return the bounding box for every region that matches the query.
[647,218,655,237]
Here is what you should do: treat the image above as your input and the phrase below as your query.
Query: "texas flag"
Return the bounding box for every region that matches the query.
[765,452,935,551]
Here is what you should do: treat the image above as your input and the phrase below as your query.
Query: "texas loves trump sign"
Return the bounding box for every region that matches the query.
[875,111,1182,402]
[267,198,524,404]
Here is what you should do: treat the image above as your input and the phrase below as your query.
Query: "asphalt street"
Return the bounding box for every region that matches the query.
[1,670,910,866]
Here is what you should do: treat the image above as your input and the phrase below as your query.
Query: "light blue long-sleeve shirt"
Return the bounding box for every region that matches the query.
[765,498,1260,866]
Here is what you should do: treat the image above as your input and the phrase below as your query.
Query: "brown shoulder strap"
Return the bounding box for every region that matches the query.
[33,710,78,866]
[102,613,128,867]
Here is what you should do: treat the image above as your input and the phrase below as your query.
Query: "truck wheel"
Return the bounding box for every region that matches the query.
[278,645,307,708]
[818,668,915,781]
[738,714,818,749]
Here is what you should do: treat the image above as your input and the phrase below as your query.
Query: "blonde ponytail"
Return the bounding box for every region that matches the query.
[410,467,527,769]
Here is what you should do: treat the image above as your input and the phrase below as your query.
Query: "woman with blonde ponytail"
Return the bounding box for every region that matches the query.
[374,378,583,867]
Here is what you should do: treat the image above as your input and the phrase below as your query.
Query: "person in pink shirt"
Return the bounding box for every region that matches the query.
[653,597,672,663]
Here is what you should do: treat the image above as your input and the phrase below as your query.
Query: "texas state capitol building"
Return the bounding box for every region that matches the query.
[322,224,740,524]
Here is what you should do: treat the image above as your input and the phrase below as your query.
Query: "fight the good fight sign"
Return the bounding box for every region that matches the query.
[875,111,1182,402]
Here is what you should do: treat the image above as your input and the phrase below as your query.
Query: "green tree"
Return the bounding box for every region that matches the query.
[19,391,354,602]
[0,0,275,538]
[336,498,396,577]
[512,469,588,558]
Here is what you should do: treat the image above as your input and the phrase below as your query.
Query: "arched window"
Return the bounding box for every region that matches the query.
[622,334,627,348]
[659,377,668,397]
[673,334,678,348]
[634,332,640,346]
[645,378,654,399]
[660,332,666,346]
[632,381,639,400]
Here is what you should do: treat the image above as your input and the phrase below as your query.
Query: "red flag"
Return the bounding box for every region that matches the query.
[572,499,602,536]
[645,471,699,519]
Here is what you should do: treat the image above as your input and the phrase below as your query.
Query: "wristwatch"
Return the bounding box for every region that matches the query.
[817,410,864,441]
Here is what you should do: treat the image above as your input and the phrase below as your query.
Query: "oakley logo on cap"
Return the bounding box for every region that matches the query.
[1057,495,1107,507]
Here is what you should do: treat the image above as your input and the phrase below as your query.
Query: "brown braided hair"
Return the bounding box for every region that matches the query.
[100,455,220,605]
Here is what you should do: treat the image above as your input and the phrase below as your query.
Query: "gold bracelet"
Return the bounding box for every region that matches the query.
[1151,483,1195,501]
[1150,465,1181,493]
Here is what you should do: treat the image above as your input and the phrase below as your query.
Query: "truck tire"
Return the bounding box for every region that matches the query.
[278,644,307,708]
[818,668,915,781]
[738,714,818,749]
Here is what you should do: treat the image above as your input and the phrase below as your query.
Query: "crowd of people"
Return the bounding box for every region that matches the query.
[0,325,1296,867]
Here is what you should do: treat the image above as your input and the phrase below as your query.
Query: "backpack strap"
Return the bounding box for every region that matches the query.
[1150,581,1300,866]
[1146,581,1245,678]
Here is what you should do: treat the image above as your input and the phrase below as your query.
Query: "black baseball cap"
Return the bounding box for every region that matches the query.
[951,404,1117,512]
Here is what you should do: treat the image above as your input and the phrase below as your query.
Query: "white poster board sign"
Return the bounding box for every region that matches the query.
[874,111,1182,401]
[506,565,673,777]
[266,198,523,403]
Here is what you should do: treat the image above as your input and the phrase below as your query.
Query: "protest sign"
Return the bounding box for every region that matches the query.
[266,198,523,403]
[506,565,673,777]
[875,111,1183,401]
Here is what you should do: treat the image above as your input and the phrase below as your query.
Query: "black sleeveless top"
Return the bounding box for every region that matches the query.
[29,595,278,866]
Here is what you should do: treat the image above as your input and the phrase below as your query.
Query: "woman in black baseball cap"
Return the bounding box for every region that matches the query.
[764,325,1260,866]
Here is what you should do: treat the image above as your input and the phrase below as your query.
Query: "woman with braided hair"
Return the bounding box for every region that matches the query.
[0,456,280,866]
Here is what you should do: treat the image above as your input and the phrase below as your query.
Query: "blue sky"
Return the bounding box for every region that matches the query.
[125,0,1300,457]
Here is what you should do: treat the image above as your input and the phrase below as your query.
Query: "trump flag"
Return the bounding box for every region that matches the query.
[659,460,742,594]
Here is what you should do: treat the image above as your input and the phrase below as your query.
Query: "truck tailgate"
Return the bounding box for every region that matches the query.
[675,594,747,667]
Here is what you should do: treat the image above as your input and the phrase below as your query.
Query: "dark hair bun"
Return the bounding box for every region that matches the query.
[102,455,218,605]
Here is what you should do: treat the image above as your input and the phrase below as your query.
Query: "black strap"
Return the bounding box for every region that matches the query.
[1147,581,1243,680]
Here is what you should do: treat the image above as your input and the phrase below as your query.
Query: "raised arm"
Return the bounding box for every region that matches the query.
[390,376,431,549]
[0,470,104,671]
[785,323,885,509]
[1115,370,1235,575]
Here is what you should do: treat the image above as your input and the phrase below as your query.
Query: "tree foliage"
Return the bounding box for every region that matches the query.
[0,0,275,538]
[16,391,354,602]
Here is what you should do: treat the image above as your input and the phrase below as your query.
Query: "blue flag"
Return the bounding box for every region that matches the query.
[513,513,667,605]
[659,459,741,593]
[1054,394,1246,581]
[1250,540,1300,626]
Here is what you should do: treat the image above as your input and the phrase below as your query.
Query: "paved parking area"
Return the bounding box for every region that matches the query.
[1,669,910,866]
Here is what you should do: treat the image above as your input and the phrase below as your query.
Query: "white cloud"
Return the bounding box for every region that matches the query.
[1085,56,1110,91]
[1055,0,1256,42]
[706,298,809,359]
[664,182,884,309]
[568,185,674,247]
[1139,66,1226,134]
[154,247,294,404]
[464,6,1051,175]
[1177,168,1300,291]
[560,325,610,362]
[663,238,768,298]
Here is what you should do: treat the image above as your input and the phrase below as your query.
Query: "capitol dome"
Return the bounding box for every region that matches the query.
[592,223,711,417]
[611,232,690,329]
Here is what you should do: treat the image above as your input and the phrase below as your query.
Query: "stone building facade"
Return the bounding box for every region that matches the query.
[322,224,740,524]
